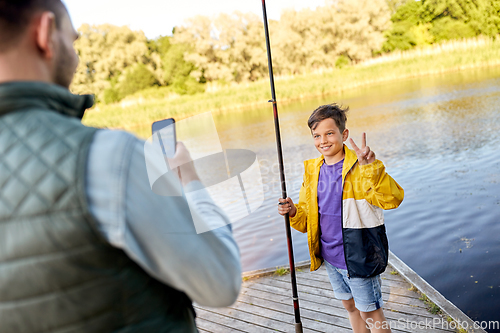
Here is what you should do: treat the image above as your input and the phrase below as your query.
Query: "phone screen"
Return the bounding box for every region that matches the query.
[152,118,176,158]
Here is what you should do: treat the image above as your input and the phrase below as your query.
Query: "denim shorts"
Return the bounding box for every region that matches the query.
[324,260,383,312]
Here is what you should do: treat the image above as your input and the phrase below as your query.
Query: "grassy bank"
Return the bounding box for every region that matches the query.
[82,37,500,138]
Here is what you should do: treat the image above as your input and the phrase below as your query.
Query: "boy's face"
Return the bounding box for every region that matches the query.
[311,118,349,163]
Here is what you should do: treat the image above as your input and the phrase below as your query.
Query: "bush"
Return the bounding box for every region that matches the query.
[381,0,500,53]
[335,55,351,69]
[172,76,205,95]
[163,44,195,86]
[103,87,120,104]
[431,17,476,42]
[102,64,159,104]
[118,63,158,97]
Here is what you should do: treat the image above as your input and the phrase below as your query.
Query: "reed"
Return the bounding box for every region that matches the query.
[360,36,497,67]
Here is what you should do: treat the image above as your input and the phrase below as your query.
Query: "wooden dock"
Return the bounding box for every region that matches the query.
[195,252,485,333]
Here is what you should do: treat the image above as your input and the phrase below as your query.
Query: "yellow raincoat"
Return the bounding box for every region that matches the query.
[290,145,404,277]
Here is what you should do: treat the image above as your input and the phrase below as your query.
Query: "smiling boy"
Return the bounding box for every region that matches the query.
[278,104,404,333]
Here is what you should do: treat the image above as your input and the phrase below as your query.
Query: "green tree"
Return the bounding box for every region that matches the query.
[163,44,194,85]
[385,0,413,14]
[326,0,392,62]
[72,24,150,99]
[275,0,390,73]
[272,8,329,74]
[173,12,267,83]
[381,1,422,52]
[273,0,390,70]
[145,34,205,95]
[382,0,500,52]
[103,63,158,103]
[148,35,171,56]
[144,35,172,86]
[174,1,390,80]
[118,63,158,96]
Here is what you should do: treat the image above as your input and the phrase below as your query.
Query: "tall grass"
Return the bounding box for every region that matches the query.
[82,37,500,138]
[360,36,496,66]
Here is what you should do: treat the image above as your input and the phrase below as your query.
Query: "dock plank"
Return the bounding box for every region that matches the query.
[290,268,418,293]
[241,281,452,333]
[270,272,421,300]
[220,299,350,333]
[236,291,353,330]
[242,282,438,321]
[195,307,285,333]
[244,278,431,312]
[195,317,247,333]
[249,277,421,306]
[236,288,431,333]
[195,258,479,332]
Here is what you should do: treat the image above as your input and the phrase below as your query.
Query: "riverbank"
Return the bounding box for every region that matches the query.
[81,36,500,138]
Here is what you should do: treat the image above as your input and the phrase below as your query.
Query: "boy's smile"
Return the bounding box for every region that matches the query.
[311,118,349,165]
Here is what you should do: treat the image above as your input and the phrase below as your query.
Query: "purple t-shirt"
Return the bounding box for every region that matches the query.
[317,159,347,269]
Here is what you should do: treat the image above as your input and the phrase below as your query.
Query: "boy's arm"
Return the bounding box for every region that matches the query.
[289,175,308,233]
[359,160,404,210]
[349,133,404,210]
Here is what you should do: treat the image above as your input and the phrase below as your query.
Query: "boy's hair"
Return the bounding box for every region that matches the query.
[308,103,349,132]
[0,0,66,52]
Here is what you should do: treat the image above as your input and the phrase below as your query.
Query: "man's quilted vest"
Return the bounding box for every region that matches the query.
[0,82,197,333]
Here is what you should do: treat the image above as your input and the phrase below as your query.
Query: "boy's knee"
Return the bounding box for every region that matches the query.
[359,308,384,322]
[342,298,357,313]
[359,310,370,321]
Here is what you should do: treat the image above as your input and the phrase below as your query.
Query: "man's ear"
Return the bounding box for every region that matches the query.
[35,12,57,59]
[342,128,349,142]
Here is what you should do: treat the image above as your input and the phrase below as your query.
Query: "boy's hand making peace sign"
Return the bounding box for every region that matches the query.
[348,132,376,165]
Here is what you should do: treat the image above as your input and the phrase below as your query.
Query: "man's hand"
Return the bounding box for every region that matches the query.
[348,132,376,165]
[167,142,200,185]
[278,197,297,217]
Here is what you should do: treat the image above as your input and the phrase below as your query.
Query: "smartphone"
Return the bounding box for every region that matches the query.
[152,118,176,158]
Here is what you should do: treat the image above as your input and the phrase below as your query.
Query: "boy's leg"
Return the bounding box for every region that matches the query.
[360,308,391,333]
[324,261,368,332]
[341,298,369,333]
[348,273,391,332]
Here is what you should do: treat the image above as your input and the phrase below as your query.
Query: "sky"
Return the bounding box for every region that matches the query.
[63,0,327,39]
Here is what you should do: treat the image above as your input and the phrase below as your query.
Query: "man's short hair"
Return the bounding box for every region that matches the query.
[308,103,349,132]
[0,0,66,52]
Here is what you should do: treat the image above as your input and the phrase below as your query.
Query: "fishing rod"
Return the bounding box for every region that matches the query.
[260,1,303,332]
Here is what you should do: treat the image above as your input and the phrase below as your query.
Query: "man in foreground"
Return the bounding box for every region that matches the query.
[0,1,241,332]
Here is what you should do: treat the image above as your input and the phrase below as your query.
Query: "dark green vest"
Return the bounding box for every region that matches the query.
[0,82,197,333]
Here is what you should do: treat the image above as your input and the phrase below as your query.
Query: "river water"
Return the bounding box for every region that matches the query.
[183,67,500,327]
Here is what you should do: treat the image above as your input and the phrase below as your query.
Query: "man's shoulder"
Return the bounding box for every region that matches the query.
[91,128,137,141]
[89,129,140,157]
